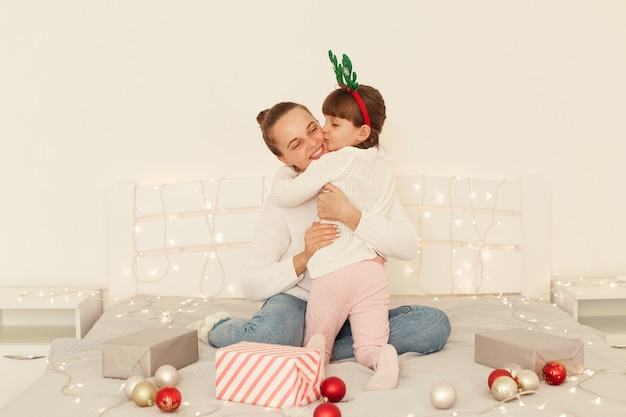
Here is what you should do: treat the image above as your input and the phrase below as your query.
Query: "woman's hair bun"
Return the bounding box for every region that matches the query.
[256,109,270,126]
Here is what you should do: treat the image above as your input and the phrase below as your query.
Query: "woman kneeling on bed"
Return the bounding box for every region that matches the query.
[188,56,451,391]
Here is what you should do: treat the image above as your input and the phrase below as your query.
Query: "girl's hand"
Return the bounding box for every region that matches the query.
[317,183,361,230]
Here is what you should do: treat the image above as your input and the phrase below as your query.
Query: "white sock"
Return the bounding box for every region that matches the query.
[305,333,327,380]
[186,312,230,344]
[365,344,399,391]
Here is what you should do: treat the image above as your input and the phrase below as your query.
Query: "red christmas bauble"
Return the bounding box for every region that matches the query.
[155,386,182,412]
[487,368,513,388]
[542,361,567,385]
[320,376,346,403]
[314,402,342,417]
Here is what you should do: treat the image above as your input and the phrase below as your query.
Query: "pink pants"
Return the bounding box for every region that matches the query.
[304,256,390,369]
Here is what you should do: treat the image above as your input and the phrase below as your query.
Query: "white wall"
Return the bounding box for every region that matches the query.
[1,0,625,288]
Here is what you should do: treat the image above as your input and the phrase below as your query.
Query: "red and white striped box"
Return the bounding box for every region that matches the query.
[215,342,323,408]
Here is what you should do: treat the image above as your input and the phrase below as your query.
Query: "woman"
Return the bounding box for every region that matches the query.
[188,102,451,363]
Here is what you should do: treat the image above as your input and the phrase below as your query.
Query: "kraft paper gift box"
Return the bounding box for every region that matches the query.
[215,341,323,408]
[102,327,198,379]
[474,328,584,376]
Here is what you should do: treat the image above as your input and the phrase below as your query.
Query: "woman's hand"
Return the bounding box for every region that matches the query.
[292,222,339,276]
[317,183,361,230]
[304,222,339,256]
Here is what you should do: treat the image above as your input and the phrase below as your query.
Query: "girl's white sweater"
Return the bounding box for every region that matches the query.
[271,146,396,278]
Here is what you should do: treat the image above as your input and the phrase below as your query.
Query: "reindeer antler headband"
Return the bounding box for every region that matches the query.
[328,50,371,127]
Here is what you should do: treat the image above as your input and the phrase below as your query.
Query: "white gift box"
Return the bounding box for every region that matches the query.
[474,328,584,376]
[102,327,198,379]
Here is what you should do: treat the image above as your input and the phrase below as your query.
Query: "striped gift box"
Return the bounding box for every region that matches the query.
[215,342,323,408]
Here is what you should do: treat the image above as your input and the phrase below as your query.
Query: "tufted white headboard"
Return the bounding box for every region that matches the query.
[105,175,551,306]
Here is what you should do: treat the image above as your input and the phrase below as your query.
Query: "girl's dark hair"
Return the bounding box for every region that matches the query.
[322,84,386,149]
[256,102,312,156]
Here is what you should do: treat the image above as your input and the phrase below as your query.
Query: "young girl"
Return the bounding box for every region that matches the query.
[187,54,451,392]
[270,51,400,390]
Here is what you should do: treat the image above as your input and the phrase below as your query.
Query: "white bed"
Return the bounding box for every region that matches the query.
[2,175,626,417]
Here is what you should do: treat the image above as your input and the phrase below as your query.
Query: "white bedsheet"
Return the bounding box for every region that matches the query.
[2,295,626,417]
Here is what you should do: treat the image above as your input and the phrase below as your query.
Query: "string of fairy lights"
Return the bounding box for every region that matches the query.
[462,178,509,293]
[16,288,103,302]
[10,176,626,416]
[15,289,626,415]
[127,175,526,300]
[32,292,626,417]
[552,275,626,290]
[408,175,521,295]
[131,179,233,299]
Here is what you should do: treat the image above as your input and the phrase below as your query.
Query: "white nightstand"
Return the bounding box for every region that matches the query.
[552,278,626,348]
[0,288,103,408]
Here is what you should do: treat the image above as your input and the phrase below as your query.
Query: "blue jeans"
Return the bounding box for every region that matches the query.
[208,293,451,360]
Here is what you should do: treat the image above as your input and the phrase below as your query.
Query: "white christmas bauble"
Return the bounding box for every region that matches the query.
[515,369,540,392]
[154,364,179,387]
[430,382,457,409]
[124,375,146,399]
[490,376,518,401]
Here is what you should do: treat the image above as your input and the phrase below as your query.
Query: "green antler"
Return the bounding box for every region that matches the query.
[341,54,359,90]
[328,49,360,91]
[329,50,343,86]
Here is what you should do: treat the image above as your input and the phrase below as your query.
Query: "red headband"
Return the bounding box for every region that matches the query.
[349,90,371,127]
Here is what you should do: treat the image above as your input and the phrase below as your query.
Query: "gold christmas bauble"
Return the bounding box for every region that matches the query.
[132,380,157,407]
